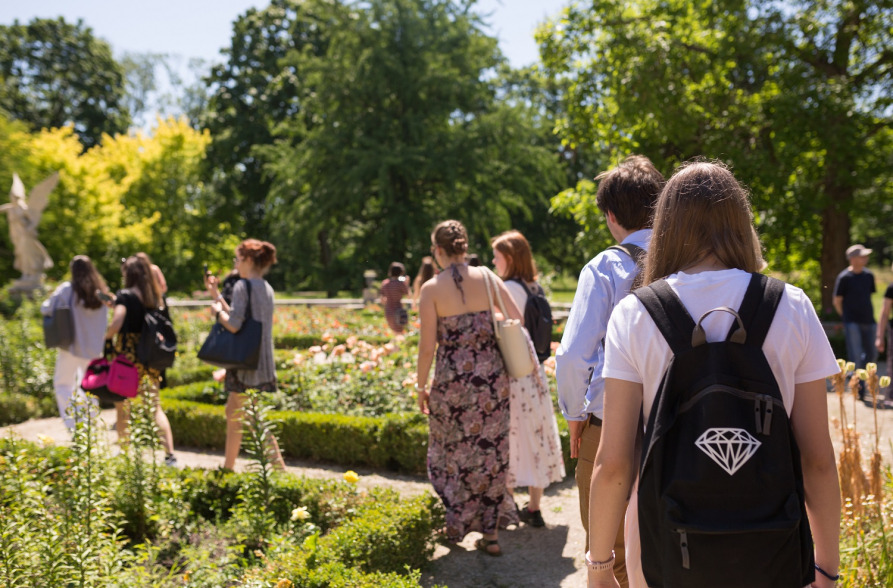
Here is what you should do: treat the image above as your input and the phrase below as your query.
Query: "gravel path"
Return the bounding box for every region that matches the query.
[3,390,890,587]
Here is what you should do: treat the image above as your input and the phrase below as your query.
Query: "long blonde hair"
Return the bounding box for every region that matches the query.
[643,160,764,285]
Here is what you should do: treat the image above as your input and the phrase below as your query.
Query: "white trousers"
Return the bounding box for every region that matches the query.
[53,349,97,430]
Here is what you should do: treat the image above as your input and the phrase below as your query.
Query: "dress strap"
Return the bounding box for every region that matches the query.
[449,263,467,303]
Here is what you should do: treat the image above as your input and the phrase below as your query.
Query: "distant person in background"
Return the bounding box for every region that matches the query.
[412,256,436,310]
[41,255,112,430]
[875,260,893,403]
[833,244,877,400]
[381,262,410,335]
[491,230,565,527]
[467,253,481,267]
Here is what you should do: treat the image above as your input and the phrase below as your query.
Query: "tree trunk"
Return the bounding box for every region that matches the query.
[317,229,336,298]
[819,191,851,316]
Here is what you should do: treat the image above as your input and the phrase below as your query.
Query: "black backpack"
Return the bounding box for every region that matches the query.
[633,273,814,588]
[136,306,178,370]
[511,279,553,363]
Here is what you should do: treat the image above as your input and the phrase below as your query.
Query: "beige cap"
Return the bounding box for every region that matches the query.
[846,244,872,258]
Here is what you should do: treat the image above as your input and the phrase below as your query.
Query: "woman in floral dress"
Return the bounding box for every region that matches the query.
[415,220,523,556]
[491,230,566,528]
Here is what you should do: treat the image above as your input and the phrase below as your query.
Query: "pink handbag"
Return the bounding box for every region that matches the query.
[107,355,140,398]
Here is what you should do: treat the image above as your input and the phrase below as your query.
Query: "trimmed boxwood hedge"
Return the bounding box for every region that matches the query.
[178,468,442,584]
[162,385,574,476]
[163,397,431,474]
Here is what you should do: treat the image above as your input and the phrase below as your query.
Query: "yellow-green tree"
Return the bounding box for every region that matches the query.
[0,114,233,291]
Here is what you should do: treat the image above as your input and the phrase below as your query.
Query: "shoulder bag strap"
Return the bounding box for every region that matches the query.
[481,267,499,339]
[240,278,254,322]
[634,279,697,355]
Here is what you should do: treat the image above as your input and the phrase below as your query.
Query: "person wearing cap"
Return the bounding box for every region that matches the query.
[833,244,877,400]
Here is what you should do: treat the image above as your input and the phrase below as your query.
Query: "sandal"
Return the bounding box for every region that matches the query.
[474,537,502,557]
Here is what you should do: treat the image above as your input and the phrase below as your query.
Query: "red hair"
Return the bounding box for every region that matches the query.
[238,239,277,269]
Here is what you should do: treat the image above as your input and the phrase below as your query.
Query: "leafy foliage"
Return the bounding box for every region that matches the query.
[538,0,893,308]
[0,17,130,149]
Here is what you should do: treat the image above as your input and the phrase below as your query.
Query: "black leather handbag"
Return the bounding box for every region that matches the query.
[197,279,263,370]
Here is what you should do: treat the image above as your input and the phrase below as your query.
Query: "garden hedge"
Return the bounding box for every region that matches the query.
[163,397,431,474]
[162,385,574,476]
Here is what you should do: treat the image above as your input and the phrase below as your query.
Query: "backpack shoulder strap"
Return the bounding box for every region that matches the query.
[608,243,645,261]
[509,277,533,298]
[729,273,785,347]
[634,279,696,355]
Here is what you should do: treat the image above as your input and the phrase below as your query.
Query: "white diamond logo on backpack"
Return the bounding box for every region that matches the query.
[695,428,761,476]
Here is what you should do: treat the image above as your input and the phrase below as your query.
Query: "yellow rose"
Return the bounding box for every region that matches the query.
[343,470,360,484]
[36,434,54,447]
[845,362,856,373]
[857,369,868,381]
[836,359,846,372]
[880,376,891,389]
[866,362,877,375]
[291,506,310,521]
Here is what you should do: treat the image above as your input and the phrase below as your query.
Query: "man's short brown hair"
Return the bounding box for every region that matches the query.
[595,155,665,231]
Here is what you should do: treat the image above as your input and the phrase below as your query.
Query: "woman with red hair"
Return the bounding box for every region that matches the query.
[207,239,285,471]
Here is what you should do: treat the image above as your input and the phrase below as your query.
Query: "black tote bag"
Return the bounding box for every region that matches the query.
[197,279,263,370]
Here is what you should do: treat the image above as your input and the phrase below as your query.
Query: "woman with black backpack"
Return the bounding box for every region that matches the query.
[587,161,840,588]
[491,230,565,528]
[106,255,177,466]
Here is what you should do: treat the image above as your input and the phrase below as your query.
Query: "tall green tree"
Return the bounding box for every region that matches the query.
[265,0,565,291]
[200,0,333,240]
[0,18,130,149]
[539,0,893,310]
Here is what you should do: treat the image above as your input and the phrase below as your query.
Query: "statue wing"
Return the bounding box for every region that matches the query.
[10,173,25,203]
[25,171,59,224]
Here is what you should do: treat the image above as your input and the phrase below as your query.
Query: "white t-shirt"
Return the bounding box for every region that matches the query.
[604,269,839,421]
[504,280,529,314]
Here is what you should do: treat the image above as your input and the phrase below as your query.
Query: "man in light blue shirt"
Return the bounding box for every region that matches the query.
[555,155,664,587]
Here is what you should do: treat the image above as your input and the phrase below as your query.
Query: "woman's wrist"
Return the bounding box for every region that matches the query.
[415,382,427,392]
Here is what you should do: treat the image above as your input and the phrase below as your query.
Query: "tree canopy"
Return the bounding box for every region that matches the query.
[539,0,893,309]
[263,0,565,291]
[0,17,130,149]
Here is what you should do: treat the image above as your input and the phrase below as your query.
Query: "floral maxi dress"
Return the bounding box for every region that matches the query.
[428,310,519,542]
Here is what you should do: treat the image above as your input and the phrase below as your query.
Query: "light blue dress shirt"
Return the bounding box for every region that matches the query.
[555,229,651,421]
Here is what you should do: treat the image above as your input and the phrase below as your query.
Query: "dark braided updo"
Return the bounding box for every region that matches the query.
[432,220,469,257]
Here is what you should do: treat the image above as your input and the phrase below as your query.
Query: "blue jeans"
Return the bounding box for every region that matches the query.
[844,322,878,369]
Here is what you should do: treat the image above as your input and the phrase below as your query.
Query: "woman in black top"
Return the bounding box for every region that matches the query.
[105,256,176,466]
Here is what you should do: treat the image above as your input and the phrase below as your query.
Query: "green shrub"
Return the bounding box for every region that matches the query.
[0,392,42,425]
[317,492,441,574]
[163,399,431,473]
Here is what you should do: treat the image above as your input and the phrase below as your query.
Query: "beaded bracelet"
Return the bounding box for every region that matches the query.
[584,550,615,572]
[815,564,839,582]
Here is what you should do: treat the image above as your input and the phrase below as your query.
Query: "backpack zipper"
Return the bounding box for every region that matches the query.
[676,529,690,569]
[680,385,782,437]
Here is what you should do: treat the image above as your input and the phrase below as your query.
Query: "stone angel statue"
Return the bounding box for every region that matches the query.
[0,172,59,290]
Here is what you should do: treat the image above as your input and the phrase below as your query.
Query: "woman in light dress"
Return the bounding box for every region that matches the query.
[491,230,565,527]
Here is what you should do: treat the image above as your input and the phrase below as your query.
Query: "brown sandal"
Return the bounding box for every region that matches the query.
[474,537,502,557]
